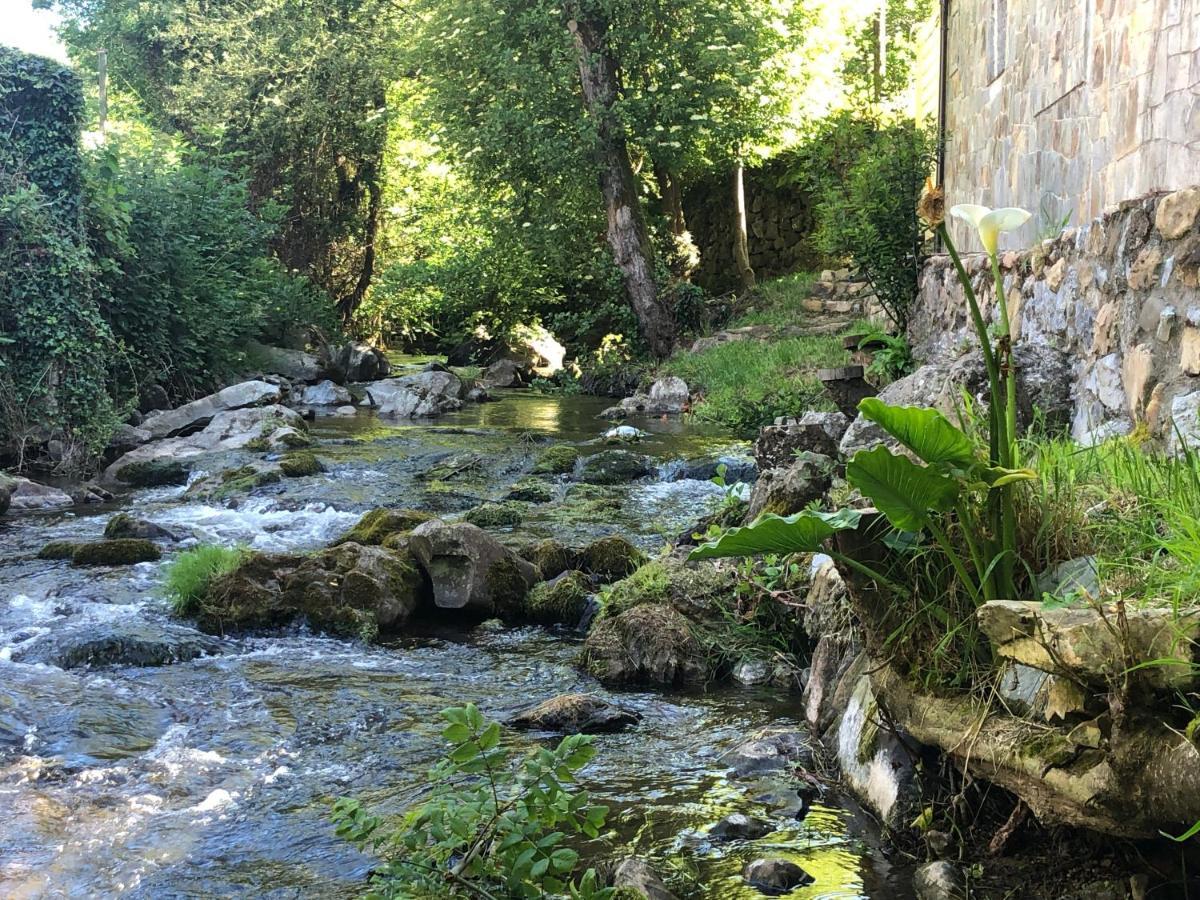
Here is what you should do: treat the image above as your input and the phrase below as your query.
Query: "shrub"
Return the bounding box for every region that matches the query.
[331,703,614,899]
[165,544,245,615]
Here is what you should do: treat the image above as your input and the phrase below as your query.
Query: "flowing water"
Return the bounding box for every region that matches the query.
[0,388,909,899]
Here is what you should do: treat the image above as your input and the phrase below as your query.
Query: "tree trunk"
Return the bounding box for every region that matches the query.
[565,5,675,358]
[731,160,756,291]
[653,163,686,236]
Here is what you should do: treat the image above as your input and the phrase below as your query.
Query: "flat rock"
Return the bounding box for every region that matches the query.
[141,380,282,441]
[709,812,773,841]
[7,478,74,511]
[508,693,640,734]
[15,622,224,670]
[364,371,465,418]
[300,379,353,406]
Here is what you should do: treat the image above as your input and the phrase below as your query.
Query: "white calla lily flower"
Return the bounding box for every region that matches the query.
[950,204,1031,255]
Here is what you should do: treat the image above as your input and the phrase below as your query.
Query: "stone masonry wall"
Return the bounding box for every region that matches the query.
[909,186,1200,447]
[942,0,1200,252]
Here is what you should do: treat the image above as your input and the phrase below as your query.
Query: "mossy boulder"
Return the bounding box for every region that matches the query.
[506,477,555,503]
[38,540,81,560]
[582,603,707,686]
[462,501,524,528]
[279,451,325,478]
[531,444,580,475]
[335,508,433,546]
[508,692,639,734]
[577,450,653,485]
[187,465,283,500]
[114,459,190,487]
[579,536,646,582]
[196,543,429,639]
[408,519,539,615]
[519,539,576,580]
[525,570,592,626]
[601,558,739,620]
[103,513,176,541]
[71,539,162,567]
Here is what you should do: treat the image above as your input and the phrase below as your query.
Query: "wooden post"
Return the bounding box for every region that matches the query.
[97,48,108,135]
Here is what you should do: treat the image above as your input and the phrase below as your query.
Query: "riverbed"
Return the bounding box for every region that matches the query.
[0,390,908,898]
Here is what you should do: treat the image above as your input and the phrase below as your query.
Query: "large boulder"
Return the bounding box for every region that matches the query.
[335,508,434,546]
[140,380,282,441]
[531,444,581,475]
[363,371,466,418]
[480,358,528,389]
[326,341,390,383]
[743,859,813,893]
[754,416,844,470]
[408,519,539,615]
[840,346,1072,458]
[745,451,834,521]
[577,450,653,485]
[508,693,639,734]
[582,603,707,686]
[300,379,352,406]
[197,543,428,638]
[646,376,689,414]
[15,622,224,670]
[578,535,646,581]
[5,477,74,511]
[524,570,592,625]
[248,342,324,383]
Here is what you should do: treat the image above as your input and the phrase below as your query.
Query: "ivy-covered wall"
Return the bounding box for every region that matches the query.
[0,47,118,468]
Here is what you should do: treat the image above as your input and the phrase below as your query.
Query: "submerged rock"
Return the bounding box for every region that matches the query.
[18,622,224,670]
[913,861,965,900]
[524,570,591,626]
[709,813,773,841]
[508,692,639,734]
[583,603,707,686]
[722,730,815,777]
[531,444,580,475]
[576,450,653,485]
[743,858,813,894]
[578,535,646,581]
[462,501,524,528]
[408,520,538,615]
[335,508,433,546]
[70,539,162,567]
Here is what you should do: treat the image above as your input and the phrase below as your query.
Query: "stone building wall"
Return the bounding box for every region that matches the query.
[683,160,823,294]
[942,0,1200,251]
[909,186,1200,447]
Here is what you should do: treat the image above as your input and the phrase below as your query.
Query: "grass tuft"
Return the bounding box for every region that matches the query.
[165,544,246,615]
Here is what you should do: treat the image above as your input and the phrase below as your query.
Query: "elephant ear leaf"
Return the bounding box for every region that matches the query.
[688,508,863,560]
[847,445,960,532]
[858,398,976,468]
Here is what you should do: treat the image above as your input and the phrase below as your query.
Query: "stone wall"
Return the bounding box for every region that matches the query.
[942,0,1200,251]
[909,186,1200,446]
[683,160,822,294]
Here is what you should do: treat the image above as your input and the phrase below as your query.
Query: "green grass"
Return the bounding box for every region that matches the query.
[164,544,245,615]
[727,271,819,328]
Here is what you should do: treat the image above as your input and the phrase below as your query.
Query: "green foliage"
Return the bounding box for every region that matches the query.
[798,113,935,330]
[840,0,935,107]
[331,703,613,899]
[164,544,245,615]
[859,330,914,382]
[0,47,121,469]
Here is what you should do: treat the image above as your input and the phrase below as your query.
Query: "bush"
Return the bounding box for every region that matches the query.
[164,544,245,615]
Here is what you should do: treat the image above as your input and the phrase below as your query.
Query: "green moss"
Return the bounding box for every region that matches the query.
[276,429,311,449]
[506,477,555,503]
[577,450,652,485]
[244,436,271,453]
[103,513,138,539]
[462,501,524,528]
[115,459,189,487]
[531,444,580,475]
[579,536,646,582]
[526,570,591,626]
[279,451,324,478]
[420,451,484,482]
[335,508,432,546]
[71,539,161,566]
[519,539,576,580]
[1019,732,1077,767]
[601,561,671,616]
[38,540,81,560]
[487,555,532,619]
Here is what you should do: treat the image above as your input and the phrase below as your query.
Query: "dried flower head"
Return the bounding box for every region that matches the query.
[917,176,945,228]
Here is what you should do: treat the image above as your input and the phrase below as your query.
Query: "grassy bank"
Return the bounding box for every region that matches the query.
[660,272,851,436]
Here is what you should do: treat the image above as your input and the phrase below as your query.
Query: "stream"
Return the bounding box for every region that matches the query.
[0,387,908,898]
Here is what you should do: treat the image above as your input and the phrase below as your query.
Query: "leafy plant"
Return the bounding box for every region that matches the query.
[164,544,245,615]
[331,703,614,899]
[711,463,751,509]
[858,330,914,382]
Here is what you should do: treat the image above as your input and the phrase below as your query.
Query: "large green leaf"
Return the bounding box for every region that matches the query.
[687,508,864,560]
[847,445,960,532]
[858,398,976,468]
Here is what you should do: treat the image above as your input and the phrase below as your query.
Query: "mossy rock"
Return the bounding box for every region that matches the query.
[576,449,653,485]
[525,570,592,626]
[38,540,81,560]
[531,444,580,475]
[419,451,484,482]
[579,536,646,582]
[582,602,707,686]
[71,539,162,567]
[244,436,271,453]
[279,451,324,478]
[506,477,555,503]
[462,501,524,528]
[115,459,190,487]
[602,558,741,620]
[335,508,433,546]
[486,554,535,619]
[103,513,174,541]
[519,539,576,580]
[275,429,312,449]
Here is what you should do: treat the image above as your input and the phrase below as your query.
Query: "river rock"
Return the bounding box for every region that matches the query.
[577,449,653,485]
[754,421,840,470]
[722,730,815,777]
[71,539,162,566]
[363,371,466,418]
[249,342,324,382]
[524,570,592,625]
[578,535,646,581]
[141,380,282,441]
[609,858,678,900]
[709,813,773,841]
[582,603,707,686]
[505,477,555,503]
[107,422,152,453]
[508,692,640,734]
[103,513,179,542]
[480,358,528,389]
[300,379,352,406]
[0,474,13,515]
[335,508,434,546]
[604,425,645,444]
[668,456,757,483]
[17,622,224,670]
[646,376,689,414]
[743,858,813,893]
[6,477,74,511]
[109,459,191,488]
[745,451,834,521]
[531,444,580,475]
[409,520,539,615]
[326,341,390,383]
[913,861,966,900]
[518,539,576,580]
